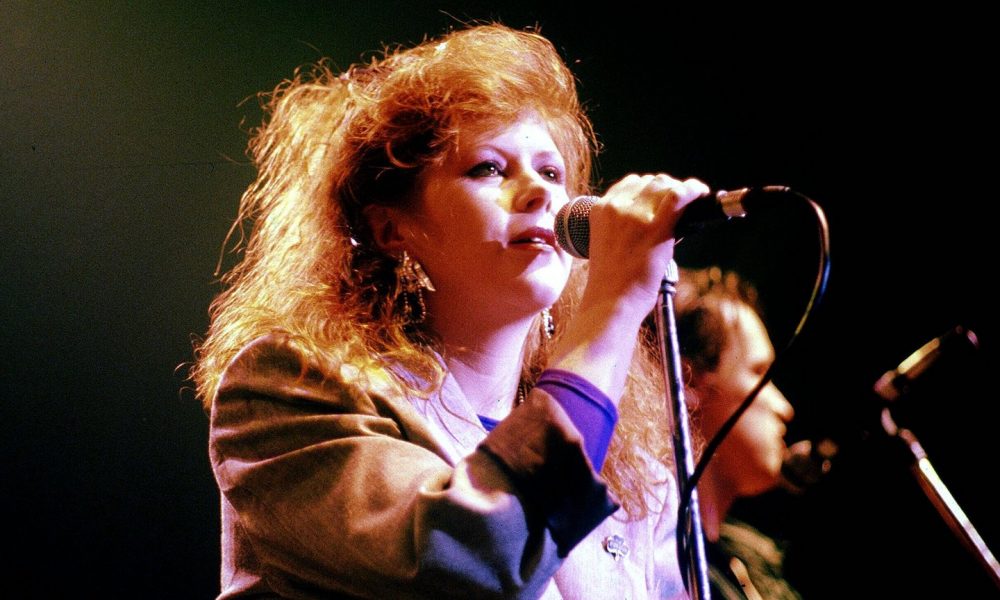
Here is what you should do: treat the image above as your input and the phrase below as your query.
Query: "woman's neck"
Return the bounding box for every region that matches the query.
[429,310,535,420]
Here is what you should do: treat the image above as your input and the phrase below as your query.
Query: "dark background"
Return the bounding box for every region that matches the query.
[2,2,995,597]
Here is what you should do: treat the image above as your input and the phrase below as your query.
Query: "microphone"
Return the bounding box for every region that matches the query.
[554,186,786,259]
[780,438,839,494]
[873,326,979,402]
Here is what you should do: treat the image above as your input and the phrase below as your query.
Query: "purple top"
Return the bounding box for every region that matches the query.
[478,369,618,470]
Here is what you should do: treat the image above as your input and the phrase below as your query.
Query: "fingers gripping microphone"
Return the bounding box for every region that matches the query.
[554,186,785,259]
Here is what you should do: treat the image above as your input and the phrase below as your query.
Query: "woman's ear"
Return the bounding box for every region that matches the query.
[363,205,407,253]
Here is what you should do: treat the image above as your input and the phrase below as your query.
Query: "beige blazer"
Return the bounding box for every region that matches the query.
[209,332,686,599]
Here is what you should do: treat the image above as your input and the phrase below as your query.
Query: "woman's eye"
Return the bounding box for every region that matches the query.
[468,161,503,177]
[540,167,564,183]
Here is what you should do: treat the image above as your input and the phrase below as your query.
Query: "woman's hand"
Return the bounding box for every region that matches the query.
[550,174,709,402]
[585,174,709,313]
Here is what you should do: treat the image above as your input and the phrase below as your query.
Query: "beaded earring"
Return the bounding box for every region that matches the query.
[395,250,435,323]
[540,307,555,340]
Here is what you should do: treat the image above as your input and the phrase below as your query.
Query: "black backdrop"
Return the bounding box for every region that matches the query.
[2,3,996,598]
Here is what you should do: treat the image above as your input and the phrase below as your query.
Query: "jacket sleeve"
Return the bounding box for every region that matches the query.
[209,334,619,599]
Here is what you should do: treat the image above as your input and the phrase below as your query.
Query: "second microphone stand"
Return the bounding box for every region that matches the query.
[654,260,711,599]
[880,407,1000,589]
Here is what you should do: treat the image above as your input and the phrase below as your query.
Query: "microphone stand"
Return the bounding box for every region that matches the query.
[654,260,710,599]
[880,407,1000,589]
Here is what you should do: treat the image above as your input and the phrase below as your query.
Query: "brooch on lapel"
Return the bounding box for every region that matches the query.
[603,534,629,561]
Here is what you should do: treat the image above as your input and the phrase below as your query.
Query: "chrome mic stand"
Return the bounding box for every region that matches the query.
[654,260,710,599]
[880,407,1000,589]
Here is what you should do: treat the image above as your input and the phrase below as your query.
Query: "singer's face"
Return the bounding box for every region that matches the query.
[401,116,573,321]
[693,302,794,498]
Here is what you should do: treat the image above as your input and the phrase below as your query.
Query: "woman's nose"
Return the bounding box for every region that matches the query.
[512,171,555,214]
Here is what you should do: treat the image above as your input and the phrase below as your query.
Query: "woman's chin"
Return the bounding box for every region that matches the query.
[519,276,568,308]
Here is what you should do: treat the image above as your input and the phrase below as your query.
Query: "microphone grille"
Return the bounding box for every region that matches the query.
[555,196,597,259]
[780,438,838,494]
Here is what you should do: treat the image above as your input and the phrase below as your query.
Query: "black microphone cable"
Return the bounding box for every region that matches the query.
[674,186,831,581]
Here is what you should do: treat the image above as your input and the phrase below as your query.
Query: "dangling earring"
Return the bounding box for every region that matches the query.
[540,307,555,340]
[395,250,435,323]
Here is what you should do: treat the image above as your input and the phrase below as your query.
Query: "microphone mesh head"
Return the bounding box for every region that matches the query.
[555,196,596,259]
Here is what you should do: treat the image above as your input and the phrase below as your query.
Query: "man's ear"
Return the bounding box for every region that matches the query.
[363,205,407,253]
[680,359,705,411]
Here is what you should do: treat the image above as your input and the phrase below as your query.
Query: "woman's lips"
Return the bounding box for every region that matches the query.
[510,226,556,247]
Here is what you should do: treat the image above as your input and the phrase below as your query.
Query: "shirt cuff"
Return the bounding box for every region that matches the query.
[535,369,618,470]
